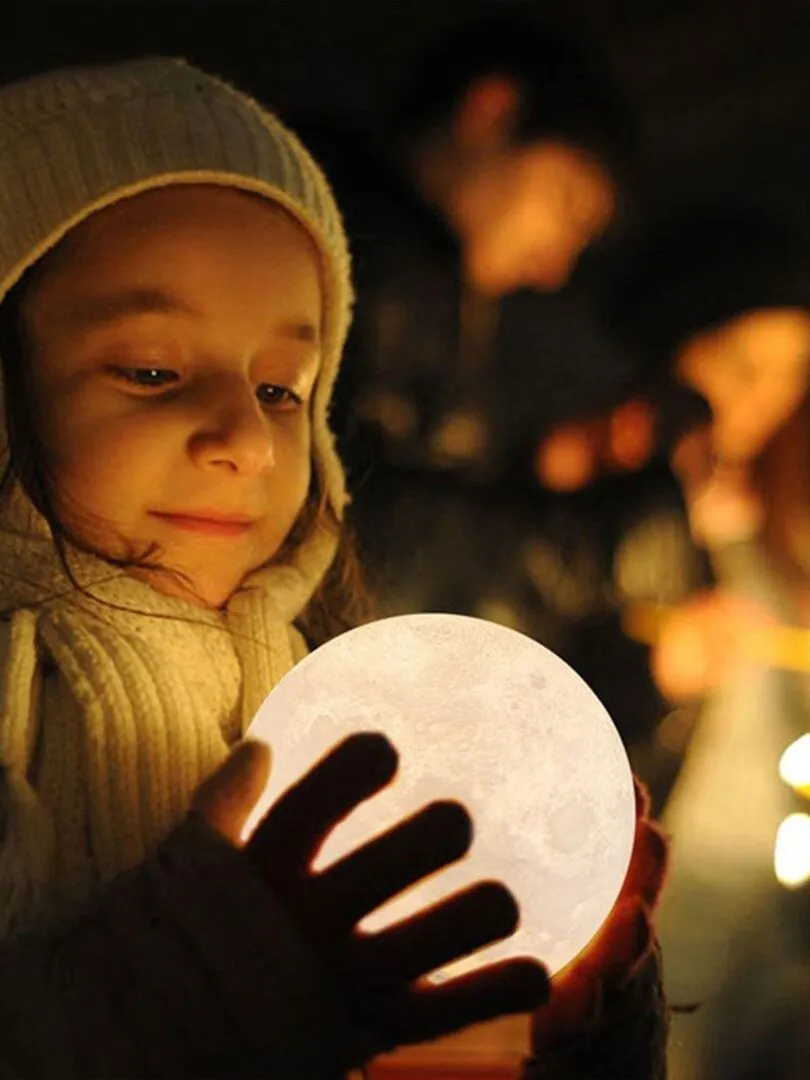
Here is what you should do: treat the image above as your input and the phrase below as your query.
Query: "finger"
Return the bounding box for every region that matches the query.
[383,958,549,1046]
[348,880,519,988]
[566,899,650,988]
[190,740,272,846]
[532,905,656,1048]
[620,818,669,908]
[248,732,397,879]
[621,907,659,984]
[531,959,599,1044]
[632,775,652,820]
[311,800,472,931]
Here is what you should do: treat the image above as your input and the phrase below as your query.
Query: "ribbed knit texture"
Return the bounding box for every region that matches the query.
[0,57,353,935]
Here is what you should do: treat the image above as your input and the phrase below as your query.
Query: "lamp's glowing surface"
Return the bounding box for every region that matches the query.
[245,613,635,977]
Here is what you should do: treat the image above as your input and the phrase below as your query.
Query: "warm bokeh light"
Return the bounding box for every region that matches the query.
[774,813,810,888]
[778,734,810,797]
[246,613,636,978]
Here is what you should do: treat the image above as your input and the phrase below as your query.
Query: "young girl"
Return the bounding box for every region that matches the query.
[0,56,664,1078]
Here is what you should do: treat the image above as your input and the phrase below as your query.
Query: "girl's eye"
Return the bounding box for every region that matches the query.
[112,367,179,389]
[109,368,303,408]
[256,384,303,409]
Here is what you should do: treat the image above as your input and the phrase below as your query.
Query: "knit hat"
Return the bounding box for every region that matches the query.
[608,205,810,376]
[0,54,353,524]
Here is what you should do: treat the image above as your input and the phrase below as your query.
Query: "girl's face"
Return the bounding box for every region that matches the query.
[675,307,810,462]
[22,185,323,608]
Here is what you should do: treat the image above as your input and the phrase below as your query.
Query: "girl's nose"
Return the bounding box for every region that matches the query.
[188,379,274,475]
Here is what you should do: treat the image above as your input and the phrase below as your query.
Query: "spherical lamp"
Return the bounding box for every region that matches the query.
[245,613,635,979]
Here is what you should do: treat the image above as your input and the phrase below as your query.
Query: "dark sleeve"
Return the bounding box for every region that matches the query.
[0,819,373,1080]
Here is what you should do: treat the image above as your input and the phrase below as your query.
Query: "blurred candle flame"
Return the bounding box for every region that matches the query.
[778,734,810,798]
[774,813,810,888]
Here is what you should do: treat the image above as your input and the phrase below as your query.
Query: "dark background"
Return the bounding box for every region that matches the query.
[5,0,810,225]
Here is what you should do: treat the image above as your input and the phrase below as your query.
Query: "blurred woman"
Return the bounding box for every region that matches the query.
[540,205,810,1080]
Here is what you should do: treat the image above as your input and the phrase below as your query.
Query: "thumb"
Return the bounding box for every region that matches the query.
[190,740,272,847]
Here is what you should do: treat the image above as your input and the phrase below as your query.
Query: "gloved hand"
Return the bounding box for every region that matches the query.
[526,777,669,1080]
[194,732,551,1053]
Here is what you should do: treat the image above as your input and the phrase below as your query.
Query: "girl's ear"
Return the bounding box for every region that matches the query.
[451,75,522,151]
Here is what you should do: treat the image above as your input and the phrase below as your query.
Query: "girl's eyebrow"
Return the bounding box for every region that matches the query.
[50,286,320,344]
[53,287,201,330]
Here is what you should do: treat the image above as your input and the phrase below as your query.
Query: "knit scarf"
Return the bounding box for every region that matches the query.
[0,484,336,935]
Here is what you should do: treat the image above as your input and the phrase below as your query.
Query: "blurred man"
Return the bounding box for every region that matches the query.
[387,11,622,299]
[293,7,681,829]
[298,6,636,611]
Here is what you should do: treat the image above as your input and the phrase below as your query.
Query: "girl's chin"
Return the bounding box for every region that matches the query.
[126,558,267,609]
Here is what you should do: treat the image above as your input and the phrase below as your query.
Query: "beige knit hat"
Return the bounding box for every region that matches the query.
[0,55,352,520]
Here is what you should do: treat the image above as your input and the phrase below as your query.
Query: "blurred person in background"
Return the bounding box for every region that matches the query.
[294,6,676,789]
[295,3,635,613]
[539,204,810,1079]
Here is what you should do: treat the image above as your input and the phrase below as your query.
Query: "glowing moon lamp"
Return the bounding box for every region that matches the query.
[245,613,636,979]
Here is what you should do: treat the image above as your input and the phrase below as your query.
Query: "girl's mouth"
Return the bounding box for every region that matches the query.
[150,512,256,537]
